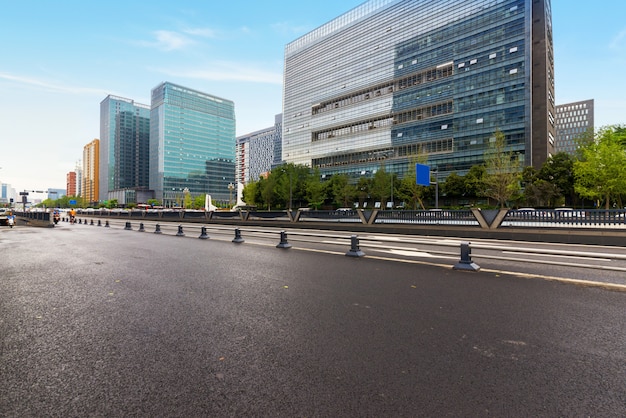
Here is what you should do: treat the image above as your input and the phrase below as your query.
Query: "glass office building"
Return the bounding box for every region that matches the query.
[150,82,236,206]
[283,0,555,180]
[99,95,151,202]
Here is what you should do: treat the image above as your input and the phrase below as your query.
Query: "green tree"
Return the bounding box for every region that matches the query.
[305,168,326,209]
[260,176,277,210]
[242,181,259,207]
[481,130,521,208]
[355,176,371,208]
[442,172,465,199]
[538,152,575,206]
[463,165,486,200]
[183,189,193,209]
[574,125,626,209]
[327,174,354,208]
[193,195,205,209]
[396,157,433,210]
[370,168,393,209]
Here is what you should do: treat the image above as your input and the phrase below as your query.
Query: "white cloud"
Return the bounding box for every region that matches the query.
[183,27,218,38]
[609,28,626,50]
[152,62,283,85]
[271,21,311,36]
[0,72,110,96]
[153,30,194,50]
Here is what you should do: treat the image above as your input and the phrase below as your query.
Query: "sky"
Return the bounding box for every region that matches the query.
[0,0,625,194]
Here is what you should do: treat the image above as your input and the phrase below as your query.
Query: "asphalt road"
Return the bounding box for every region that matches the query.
[1,224,625,417]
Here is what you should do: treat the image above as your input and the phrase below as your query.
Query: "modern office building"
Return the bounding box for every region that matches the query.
[99,95,151,203]
[236,114,283,185]
[0,182,17,206]
[149,82,236,206]
[555,99,594,155]
[83,139,100,205]
[282,0,555,181]
[47,188,65,200]
[74,160,83,198]
[66,171,77,196]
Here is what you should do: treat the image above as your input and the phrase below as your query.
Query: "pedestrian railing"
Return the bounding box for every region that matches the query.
[58,208,626,230]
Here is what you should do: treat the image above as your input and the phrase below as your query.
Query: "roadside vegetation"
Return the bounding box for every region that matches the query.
[32,125,626,211]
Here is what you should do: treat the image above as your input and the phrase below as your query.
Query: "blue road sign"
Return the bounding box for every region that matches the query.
[416,164,430,186]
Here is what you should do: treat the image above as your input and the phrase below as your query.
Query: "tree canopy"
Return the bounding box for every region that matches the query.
[574,125,626,208]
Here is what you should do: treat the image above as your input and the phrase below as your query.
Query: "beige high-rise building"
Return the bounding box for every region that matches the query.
[83,139,100,204]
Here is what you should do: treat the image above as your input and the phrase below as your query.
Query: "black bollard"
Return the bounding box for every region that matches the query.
[124,221,132,230]
[105,220,110,227]
[138,223,145,232]
[176,225,185,237]
[90,219,94,226]
[232,228,244,243]
[98,219,102,227]
[78,218,82,224]
[154,224,162,234]
[453,241,480,271]
[345,235,365,257]
[276,230,292,249]
[198,226,209,239]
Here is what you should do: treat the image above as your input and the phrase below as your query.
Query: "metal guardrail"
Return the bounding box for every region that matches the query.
[501,209,626,228]
[24,207,626,230]
[374,209,479,226]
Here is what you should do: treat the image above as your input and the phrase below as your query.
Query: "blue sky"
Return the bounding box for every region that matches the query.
[1,0,625,193]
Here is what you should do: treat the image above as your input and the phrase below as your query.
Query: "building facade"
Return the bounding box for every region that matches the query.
[66,171,77,196]
[149,82,236,207]
[83,139,99,205]
[0,183,17,207]
[282,0,555,181]
[74,160,83,198]
[555,99,594,155]
[236,114,283,185]
[99,95,151,203]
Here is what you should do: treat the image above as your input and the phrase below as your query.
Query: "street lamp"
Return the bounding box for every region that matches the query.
[228,183,234,208]
[281,168,293,211]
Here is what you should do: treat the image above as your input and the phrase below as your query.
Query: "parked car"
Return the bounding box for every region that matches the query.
[0,208,9,226]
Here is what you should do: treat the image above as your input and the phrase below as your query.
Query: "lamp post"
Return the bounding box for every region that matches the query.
[228,183,234,208]
[281,168,293,210]
[182,187,189,209]
[431,168,439,209]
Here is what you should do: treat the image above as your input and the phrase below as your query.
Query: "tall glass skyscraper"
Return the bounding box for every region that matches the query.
[99,95,151,202]
[283,0,555,180]
[149,82,236,206]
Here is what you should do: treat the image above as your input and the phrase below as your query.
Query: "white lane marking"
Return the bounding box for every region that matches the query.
[383,249,458,260]
[502,251,612,262]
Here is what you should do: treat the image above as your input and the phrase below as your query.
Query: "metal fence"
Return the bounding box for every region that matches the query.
[54,208,626,230]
